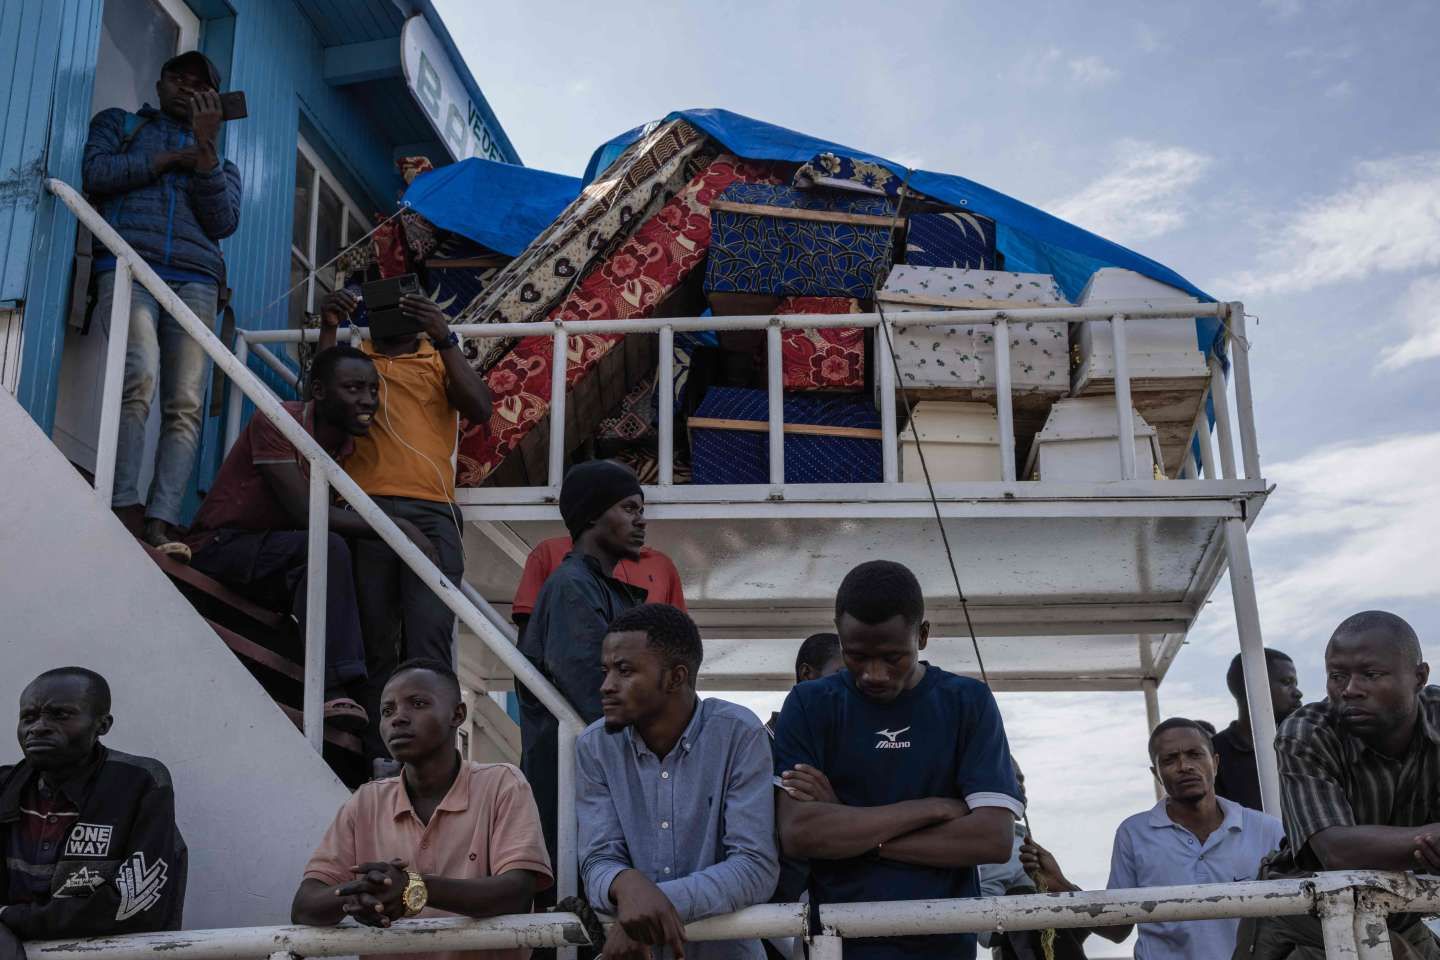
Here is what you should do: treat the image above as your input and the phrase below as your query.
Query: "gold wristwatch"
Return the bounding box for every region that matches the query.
[401,870,429,917]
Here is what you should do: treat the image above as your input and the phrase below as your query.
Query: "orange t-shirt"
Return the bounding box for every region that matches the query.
[345,339,458,503]
[511,537,686,617]
[303,761,552,960]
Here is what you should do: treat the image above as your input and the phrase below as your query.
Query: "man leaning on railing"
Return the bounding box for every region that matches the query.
[1,669,187,960]
[82,50,242,559]
[1238,611,1440,959]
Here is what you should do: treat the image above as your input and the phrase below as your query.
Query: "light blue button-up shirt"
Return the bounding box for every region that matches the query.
[1107,796,1285,960]
[576,696,779,960]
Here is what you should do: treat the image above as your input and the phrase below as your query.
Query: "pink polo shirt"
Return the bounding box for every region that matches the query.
[303,761,553,960]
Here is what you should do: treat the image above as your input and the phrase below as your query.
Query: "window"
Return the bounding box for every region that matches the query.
[290,137,370,334]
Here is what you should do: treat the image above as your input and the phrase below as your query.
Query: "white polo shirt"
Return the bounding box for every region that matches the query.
[1107,796,1284,960]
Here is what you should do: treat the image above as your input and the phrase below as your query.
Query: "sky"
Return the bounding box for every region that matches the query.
[439,0,1440,952]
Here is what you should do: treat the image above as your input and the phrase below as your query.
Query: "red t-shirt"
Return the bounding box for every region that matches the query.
[511,537,686,617]
[186,401,353,548]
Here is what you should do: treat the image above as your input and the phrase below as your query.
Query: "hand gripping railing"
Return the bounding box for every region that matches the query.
[21,871,1440,960]
[43,179,586,903]
[230,299,1259,492]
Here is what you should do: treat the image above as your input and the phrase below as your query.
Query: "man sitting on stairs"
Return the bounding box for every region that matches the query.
[183,340,438,732]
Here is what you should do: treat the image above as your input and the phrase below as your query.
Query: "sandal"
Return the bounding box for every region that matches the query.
[324,698,369,733]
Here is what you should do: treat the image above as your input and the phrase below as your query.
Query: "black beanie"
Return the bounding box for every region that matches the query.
[559,460,643,541]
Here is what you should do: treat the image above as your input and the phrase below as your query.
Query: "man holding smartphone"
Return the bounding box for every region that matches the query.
[314,287,492,767]
[83,50,243,559]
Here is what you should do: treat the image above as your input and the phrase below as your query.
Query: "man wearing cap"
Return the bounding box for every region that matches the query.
[517,460,648,871]
[83,50,243,557]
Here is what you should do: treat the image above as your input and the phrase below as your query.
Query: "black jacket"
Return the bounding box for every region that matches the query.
[0,746,187,939]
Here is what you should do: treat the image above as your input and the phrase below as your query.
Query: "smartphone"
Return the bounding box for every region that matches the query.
[362,274,422,340]
[219,91,248,121]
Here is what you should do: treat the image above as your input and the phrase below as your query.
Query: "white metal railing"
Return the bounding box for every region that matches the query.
[43,179,585,905]
[23,871,1440,960]
[229,299,1258,494]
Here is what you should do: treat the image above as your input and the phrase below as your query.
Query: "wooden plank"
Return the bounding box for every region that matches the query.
[688,417,884,441]
[144,544,287,630]
[710,199,898,228]
[278,703,363,754]
[205,618,303,683]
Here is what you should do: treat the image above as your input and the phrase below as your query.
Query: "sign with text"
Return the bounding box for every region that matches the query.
[400,16,507,163]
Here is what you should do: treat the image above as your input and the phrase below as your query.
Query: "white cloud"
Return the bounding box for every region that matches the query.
[1219,154,1440,295]
[1068,55,1118,86]
[1262,0,1303,17]
[1051,141,1213,244]
[1378,275,1440,370]
[1325,79,1354,100]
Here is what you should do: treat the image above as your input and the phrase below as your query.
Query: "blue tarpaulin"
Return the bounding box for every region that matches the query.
[401,158,582,258]
[583,108,1222,358]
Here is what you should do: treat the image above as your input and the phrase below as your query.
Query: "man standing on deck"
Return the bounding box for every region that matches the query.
[519,460,648,870]
[292,659,552,959]
[1213,648,1303,811]
[773,559,1022,960]
[1,668,187,959]
[1239,611,1440,959]
[314,292,492,762]
[1021,717,1284,959]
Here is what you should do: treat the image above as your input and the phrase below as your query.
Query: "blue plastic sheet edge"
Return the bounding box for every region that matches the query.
[401,157,583,258]
[582,108,1226,366]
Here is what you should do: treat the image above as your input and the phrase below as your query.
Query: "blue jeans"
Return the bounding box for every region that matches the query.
[96,270,217,525]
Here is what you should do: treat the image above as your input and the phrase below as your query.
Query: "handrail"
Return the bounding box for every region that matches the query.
[23,872,1440,960]
[43,178,586,904]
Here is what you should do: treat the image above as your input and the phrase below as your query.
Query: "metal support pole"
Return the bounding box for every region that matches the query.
[225,332,248,456]
[548,329,568,491]
[766,321,784,488]
[304,467,330,753]
[809,935,843,960]
[556,721,578,903]
[1318,891,1362,960]
[876,319,898,484]
[1225,516,1281,816]
[1111,314,1137,481]
[94,262,132,508]
[1352,903,1390,960]
[249,342,301,390]
[1228,303,1262,480]
[1210,356,1238,481]
[1194,385,1217,481]
[658,325,674,486]
[992,319,1017,482]
[1143,678,1163,800]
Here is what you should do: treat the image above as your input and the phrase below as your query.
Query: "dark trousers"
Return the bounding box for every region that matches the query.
[190,529,366,693]
[352,496,464,758]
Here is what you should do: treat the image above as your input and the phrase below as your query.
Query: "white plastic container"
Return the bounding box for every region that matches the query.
[878,266,1070,396]
[1024,396,1164,481]
[1071,268,1209,392]
[900,401,1002,482]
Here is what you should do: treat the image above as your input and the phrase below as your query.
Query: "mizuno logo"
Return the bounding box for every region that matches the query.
[875,726,912,749]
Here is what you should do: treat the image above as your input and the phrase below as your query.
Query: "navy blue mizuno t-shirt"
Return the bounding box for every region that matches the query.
[772,664,1021,960]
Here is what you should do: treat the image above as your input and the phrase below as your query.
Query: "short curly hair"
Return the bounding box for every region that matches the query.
[835,560,924,627]
[607,603,703,679]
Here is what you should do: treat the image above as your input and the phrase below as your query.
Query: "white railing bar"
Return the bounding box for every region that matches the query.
[1226,515,1283,817]
[1228,302,1262,481]
[810,935,843,960]
[458,580,519,643]
[556,721,579,909]
[875,317,898,484]
[41,874,1440,960]
[1210,354,1238,481]
[93,261,132,508]
[992,318,1017,482]
[1352,903,1391,960]
[248,341,301,390]
[1111,314,1138,481]
[46,178,587,894]
[224,333,249,456]
[235,301,1226,343]
[1192,382,1217,481]
[766,321,784,489]
[1318,890,1362,960]
[658,326,674,486]
[547,327,567,489]
[303,467,330,751]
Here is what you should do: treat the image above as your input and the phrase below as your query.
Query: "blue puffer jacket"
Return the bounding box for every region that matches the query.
[82,105,242,284]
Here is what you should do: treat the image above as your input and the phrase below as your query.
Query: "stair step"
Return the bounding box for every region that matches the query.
[204,618,303,682]
[143,543,288,630]
[278,703,364,754]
